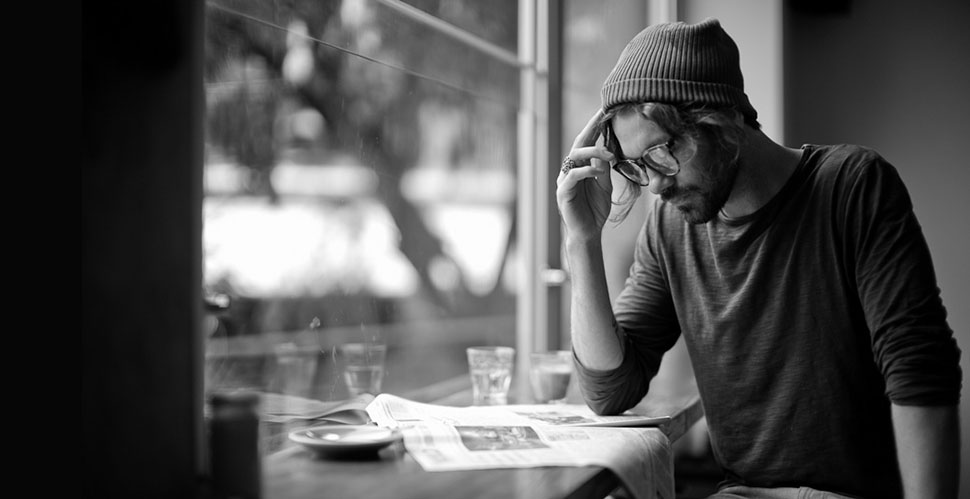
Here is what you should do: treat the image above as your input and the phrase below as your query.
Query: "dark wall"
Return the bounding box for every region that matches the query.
[785,0,970,495]
[83,1,205,497]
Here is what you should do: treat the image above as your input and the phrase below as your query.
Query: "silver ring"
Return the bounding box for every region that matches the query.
[561,157,577,174]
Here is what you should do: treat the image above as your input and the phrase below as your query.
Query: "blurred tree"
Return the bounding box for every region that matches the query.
[204,0,518,314]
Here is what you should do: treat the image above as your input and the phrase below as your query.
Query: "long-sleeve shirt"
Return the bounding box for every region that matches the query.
[575,143,962,498]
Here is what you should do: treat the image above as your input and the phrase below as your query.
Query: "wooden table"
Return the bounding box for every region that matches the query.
[262,385,703,499]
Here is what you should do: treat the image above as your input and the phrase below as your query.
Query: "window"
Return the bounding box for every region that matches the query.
[202,0,539,408]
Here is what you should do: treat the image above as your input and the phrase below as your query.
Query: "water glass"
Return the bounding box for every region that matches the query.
[466,346,515,405]
[338,342,387,397]
[271,342,317,397]
[529,350,573,404]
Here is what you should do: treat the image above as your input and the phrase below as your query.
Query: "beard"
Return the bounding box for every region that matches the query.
[661,150,738,224]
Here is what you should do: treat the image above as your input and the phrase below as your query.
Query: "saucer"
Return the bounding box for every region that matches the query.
[288,424,402,459]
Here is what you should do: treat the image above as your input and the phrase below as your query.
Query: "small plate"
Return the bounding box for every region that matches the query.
[288,424,402,459]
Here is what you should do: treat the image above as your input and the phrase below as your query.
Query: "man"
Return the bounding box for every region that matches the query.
[556,18,961,498]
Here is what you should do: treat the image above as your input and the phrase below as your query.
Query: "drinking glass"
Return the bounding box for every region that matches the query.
[338,343,386,397]
[466,346,515,405]
[529,350,573,404]
[271,342,317,397]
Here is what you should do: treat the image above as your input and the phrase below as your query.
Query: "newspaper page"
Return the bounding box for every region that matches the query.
[365,393,670,428]
[260,392,373,424]
[365,394,674,499]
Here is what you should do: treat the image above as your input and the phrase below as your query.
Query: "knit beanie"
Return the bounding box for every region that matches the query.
[601,18,757,121]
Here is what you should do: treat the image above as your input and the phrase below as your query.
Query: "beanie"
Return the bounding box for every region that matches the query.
[601,18,757,121]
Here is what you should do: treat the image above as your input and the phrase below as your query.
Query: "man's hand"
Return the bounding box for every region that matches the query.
[556,110,615,242]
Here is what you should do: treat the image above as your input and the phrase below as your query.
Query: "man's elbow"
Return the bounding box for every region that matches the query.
[582,388,644,416]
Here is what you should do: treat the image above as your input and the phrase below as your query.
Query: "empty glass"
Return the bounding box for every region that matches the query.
[338,343,387,397]
[271,342,317,398]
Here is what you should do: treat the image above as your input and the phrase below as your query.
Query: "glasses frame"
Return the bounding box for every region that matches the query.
[604,124,682,187]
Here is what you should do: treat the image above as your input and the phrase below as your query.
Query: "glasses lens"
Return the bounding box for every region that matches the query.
[645,146,679,175]
[615,160,649,186]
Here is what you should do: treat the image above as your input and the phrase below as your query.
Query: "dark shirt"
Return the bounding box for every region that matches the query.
[575,144,961,498]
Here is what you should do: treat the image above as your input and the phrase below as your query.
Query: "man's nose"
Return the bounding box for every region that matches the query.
[646,169,674,195]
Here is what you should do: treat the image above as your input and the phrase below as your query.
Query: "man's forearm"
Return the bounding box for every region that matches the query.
[891,403,960,499]
[565,236,623,370]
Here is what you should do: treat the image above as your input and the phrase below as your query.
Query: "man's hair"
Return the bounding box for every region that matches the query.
[600,102,750,223]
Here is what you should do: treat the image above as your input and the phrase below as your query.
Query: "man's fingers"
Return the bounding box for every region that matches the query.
[571,109,606,151]
[557,156,610,185]
[559,110,612,188]
[567,144,614,167]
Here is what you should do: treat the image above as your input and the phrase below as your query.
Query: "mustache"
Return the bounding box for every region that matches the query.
[660,186,693,202]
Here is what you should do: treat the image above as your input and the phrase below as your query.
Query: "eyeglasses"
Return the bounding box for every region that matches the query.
[604,124,683,187]
[613,140,682,187]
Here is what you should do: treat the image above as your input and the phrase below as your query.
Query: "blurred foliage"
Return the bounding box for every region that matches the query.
[204,0,519,315]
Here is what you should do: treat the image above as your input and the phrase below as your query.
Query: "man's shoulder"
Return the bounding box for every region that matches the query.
[802,144,911,215]
[804,143,887,173]
[802,143,898,189]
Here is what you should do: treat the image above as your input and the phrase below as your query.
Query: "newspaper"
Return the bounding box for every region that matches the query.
[365,394,674,499]
[259,392,373,424]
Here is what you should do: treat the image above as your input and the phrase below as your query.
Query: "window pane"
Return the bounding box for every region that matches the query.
[396,0,519,53]
[203,0,520,414]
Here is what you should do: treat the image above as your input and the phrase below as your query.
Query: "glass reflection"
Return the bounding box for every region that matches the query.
[203,0,520,409]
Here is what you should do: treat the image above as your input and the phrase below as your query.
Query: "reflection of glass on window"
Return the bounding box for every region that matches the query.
[202,0,523,412]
